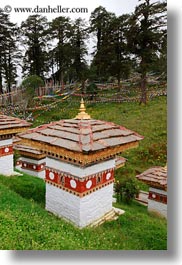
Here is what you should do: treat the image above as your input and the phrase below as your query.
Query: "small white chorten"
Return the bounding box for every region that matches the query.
[18,99,143,227]
[0,115,31,176]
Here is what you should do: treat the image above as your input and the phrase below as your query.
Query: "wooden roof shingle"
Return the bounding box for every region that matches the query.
[136,166,167,190]
[18,119,144,154]
[0,115,31,136]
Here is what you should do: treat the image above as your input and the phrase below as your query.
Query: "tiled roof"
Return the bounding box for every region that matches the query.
[14,144,43,155]
[18,119,143,153]
[115,156,126,169]
[0,115,31,133]
[136,166,167,190]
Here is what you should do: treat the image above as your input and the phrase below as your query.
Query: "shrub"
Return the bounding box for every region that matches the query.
[21,75,44,107]
[115,176,140,204]
[86,83,98,100]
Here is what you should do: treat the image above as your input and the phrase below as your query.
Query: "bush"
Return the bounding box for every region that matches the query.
[21,75,44,107]
[115,176,140,204]
[86,83,98,100]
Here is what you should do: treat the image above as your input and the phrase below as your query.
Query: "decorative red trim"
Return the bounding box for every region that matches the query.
[148,191,167,204]
[45,167,114,197]
[0,145,13,157]
[16,160,22,166]
[16,161,19,165]
[21,161,46,172]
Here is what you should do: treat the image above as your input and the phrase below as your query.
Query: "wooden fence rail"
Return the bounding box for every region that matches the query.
[0,89,25,106]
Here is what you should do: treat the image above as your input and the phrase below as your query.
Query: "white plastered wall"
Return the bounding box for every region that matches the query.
[20,168,45,179]
[0,139,14,176]
[148,199,167,218]
[0,154,14,176]
[46,183,80,225]
[46,157,115,178]
[0,139,12,147]
[148,187,167,218]
[46,183,113,227]
[79,183,113,227]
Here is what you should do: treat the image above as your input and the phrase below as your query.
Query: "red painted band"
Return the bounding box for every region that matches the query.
[45,168,114,194]
[0,145,13,157]
[21,161,46,172]
[149,191,167,204]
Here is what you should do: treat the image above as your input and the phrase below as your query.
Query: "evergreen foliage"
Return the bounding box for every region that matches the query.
[21,75,44,106]
[126,0,167,104]
[20,15,49,78]
[0,11,20,93]
[0,1,167,104]
[115,177,140,204]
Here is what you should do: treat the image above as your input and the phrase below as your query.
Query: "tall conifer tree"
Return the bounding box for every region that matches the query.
[49,16,73,88]
[126,0,167,104]
[71,18,88,83]
[0,11,20,93]
[21,15,49,78]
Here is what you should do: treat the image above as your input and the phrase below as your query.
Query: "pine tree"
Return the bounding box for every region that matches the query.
[71,18,88,85]
[89,6,115,81]
[49,16,73,89]
[109,14,131,89]
[126,0,167,104]
[3,27,21,93]
[21,15,49,78]
[0,11,20,94]
[150,31,167,79]
[0,11,7,93]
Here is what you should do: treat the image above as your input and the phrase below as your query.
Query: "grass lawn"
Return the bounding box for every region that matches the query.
[0,174,167,250]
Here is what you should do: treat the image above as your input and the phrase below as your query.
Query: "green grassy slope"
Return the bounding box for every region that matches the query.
[0,174,167,250]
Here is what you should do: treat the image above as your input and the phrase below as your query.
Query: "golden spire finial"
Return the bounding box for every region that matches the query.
[74,98,91,120]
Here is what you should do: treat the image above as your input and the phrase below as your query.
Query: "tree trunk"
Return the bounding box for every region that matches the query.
[60,70,64,91]
[8,81,12,104]
[117,74,122,92]
[0,72,3,94]
[81,80,86,94]
[139,73,147,105]
[0,73,3,107]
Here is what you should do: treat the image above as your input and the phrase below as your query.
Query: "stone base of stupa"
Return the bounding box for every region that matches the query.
[148,187,167,218]
[46,182,115,228]
[88,207,125,228]
[45,157,117,228]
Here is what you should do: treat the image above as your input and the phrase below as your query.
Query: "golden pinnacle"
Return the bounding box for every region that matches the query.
[74,98,91,120]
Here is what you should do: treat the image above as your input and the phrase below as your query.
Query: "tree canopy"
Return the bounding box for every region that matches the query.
[0,0,167,104]
[126,0,167,103]
[0,11,20,93]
